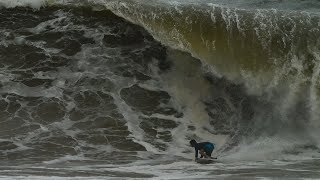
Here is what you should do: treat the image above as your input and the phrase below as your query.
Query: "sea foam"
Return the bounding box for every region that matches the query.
[0,0,49,9]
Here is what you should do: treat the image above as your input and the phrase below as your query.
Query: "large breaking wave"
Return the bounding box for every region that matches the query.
[106,0,320,153]
[0,0,319,164]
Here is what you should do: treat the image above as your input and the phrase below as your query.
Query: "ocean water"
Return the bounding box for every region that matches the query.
[0,0,319,179]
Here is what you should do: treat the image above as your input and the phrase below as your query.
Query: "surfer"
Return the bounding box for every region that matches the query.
[189,139,215,160]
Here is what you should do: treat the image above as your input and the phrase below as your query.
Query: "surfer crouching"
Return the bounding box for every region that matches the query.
[189,139,215,160]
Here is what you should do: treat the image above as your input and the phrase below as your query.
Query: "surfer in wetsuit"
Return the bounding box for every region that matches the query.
[189,139,215,160]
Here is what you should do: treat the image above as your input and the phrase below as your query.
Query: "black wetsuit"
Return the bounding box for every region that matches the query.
[193,142,215,158]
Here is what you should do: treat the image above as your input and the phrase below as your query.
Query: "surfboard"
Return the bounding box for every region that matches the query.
[196,158,217,164]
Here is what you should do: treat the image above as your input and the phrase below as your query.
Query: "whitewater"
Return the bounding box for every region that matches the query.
[0,0,319,179]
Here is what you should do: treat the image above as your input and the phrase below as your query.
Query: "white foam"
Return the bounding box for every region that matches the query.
[0,176,104,180]
[29,16,69,34]
[0,0,49,9]
[106,161,218,179]
[153,49,228,158]
[223,135,320,162]
[14,36,26,45]
[0,82,64,98]
[42,155,89,164]
[0,139,31,153]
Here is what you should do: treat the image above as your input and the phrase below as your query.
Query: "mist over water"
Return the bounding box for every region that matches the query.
[0,0,320,179]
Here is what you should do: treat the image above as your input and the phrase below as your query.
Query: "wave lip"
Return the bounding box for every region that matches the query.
[107,1,320,78]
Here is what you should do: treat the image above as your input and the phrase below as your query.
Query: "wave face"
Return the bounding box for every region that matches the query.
[0,0,320,168]
[107,0,320,145]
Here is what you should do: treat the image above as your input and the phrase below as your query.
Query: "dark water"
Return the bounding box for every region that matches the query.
[0,6,175,161]
[0,0,320,179]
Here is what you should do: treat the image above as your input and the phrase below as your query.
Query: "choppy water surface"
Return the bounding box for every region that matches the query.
[0,0,320,179]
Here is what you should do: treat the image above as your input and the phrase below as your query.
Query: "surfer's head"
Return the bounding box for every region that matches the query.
[189,139,197,147]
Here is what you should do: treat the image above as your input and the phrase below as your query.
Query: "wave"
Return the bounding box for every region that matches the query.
[0,0,320,160]
[107,1,319,82]
[102,0,320,150]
